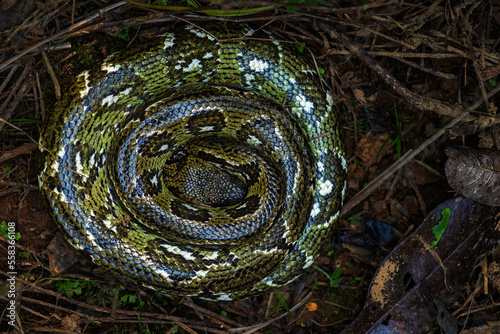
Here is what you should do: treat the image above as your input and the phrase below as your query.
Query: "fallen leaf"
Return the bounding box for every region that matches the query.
[341,197,500,334]
[306,302,318,312]
[445,146,500,206]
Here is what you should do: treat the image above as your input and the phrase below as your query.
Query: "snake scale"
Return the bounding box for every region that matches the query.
[39,22,346,300]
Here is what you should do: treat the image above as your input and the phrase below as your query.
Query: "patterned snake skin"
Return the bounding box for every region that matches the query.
[39,23,346,300]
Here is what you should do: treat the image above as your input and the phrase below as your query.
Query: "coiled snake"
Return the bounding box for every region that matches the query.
[39,23,346,300]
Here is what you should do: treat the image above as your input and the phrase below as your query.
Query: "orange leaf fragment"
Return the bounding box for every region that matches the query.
[306,302,318,312]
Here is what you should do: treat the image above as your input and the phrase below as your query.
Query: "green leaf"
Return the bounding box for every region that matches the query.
[0,221,7,238]
[489,75,497,87]
[273,291,291,314]
[331,266,342,279]
[286,0,298,13]
[297,42,306,53]
[186,0,199,8]
[347,215,362,222]
[121,294,138,303]
[430,208,451,248]
[117,27,131,42]
[309,278,319,290]
[318,67,325,75]
[315,265,343,287]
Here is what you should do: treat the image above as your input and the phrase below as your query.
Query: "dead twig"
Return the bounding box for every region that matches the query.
[0,142,38,164]
[0,269,229,333]
[39,48,61,100]
[0,64,19,95]
[320,23,477,120]
[229,292,313,334]
[0,61,33,133]
[341,83,500,216]
[0,1,127,72]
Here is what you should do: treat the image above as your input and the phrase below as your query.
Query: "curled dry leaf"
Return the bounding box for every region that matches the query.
[445,146,500,206]
[341,198,500,334]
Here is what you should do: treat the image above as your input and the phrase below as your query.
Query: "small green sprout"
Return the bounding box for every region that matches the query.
[315,265,343,287]
[273,291,291,314]
[2,166,11,179]
[0,221,21,240]
[297,42,306,53]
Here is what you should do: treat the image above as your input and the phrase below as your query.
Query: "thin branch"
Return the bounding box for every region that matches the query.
[0,1,127,72]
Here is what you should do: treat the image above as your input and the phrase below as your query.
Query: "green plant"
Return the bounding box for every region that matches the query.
[136,300,146,310]
[273,291,290,314]
[353,157,365,170]
[430,208,451,248]
[315,265,343,287]
[19,273,36,281]
[309,278,319,290]
[53,277,96,298]
[75,46,94,69]
[347,216,362,223]
[2,166,11,179]
[136,313,149,333]
[0,221,21,240]
[489,75,497,86]
[120,294,138,304]
[8,114,39,125]
[110,286,149,311]
[269,300,284,314]
[377,107,412,161]
[185,0,200,7]
[117,25,141,42]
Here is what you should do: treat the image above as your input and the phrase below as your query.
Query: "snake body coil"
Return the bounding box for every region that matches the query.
[39,23,346,300]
